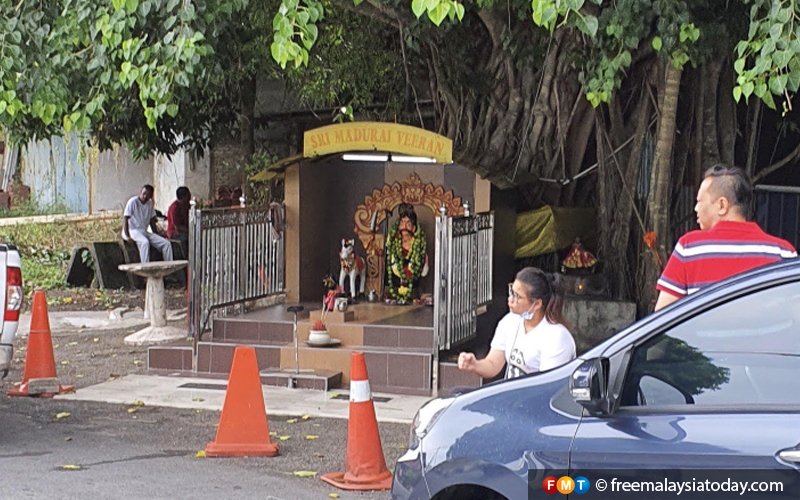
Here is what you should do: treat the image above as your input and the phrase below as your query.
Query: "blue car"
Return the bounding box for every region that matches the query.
[392,259,800,499]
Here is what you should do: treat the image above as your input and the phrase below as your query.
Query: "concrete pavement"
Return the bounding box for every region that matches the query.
[24,308,430,424]
[58,373,430,424]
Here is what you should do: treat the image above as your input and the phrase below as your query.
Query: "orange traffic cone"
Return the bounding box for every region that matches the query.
[321,352,393,491]
[205,346,279,457]
[7,291,74,398]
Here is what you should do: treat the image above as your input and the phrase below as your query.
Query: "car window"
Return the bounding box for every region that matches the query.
[621,281,800,407]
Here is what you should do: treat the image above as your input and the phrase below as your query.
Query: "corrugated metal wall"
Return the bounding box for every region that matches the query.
[21,135,88,211]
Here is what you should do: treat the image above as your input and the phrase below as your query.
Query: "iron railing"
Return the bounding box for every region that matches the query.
[189,203,284,341]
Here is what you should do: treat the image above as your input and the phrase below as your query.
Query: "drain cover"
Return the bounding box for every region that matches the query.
[330,393,391,403]
[177,383,228,391]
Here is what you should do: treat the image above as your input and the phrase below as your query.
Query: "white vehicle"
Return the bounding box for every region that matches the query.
[0,244,23,378]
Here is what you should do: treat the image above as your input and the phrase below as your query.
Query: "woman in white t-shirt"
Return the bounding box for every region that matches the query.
[458,267,576,380]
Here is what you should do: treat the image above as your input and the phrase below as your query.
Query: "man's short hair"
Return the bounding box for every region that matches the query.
[176,186,190,200]
[142,184,154,193]
[703,164,752,217]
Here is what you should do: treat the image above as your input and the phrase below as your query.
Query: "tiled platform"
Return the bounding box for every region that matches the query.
[148,302,482,396]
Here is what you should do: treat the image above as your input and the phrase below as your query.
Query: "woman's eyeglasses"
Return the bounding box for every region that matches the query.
[508,283,527,303]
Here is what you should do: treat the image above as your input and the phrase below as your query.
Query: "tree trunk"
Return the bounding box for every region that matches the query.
[641,61,682,313]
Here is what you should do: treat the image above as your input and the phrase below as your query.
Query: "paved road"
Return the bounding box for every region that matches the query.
[0,398,401,500]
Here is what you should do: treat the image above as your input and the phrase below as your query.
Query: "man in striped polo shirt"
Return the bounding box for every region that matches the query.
[654,164,797,311]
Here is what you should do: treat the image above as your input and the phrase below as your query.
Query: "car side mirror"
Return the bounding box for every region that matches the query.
[570,357,611,416]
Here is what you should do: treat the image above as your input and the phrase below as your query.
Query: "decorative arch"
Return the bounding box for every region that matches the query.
[353,173,464,295]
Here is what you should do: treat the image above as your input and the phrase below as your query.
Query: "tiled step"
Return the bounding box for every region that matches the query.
[148,341,481,397]
[214,316,435,351]
[148,345,193,372]
[211,317,294,344]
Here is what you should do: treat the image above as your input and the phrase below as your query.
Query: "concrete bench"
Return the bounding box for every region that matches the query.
[66,239,186,290]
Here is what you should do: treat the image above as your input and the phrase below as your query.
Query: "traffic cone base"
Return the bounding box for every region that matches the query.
[6,291,74,398]
[321,471,392,491]
[205,441,279,458]
[7,378,74,398]
[322,352,393,491]
[205,346,279,458]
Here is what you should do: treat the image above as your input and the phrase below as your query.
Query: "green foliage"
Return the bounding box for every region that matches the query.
[281,5,406,115]
[270,0,323,69]
[241,150,282,205]
[0,198,71,219]
[0,0,248,155]
[410,0,465,26]
[733,0,800,111]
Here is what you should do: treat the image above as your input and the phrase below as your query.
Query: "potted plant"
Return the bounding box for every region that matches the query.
[308,319,330,345]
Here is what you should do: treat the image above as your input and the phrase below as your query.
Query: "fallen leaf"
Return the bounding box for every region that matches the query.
[194,409,203,414]
[55,412,71,420]
[61,297,73,304]
[130,400,145,407]
[292,470,317,478]
[328,493,340,499]
[195,450,206,458]
[301,414,311,420]
[269,431,277,437]
[65,437,73,442]
[277,435,291,441]
[305,435,319,440]
[60,360,69,365]
[133,360,142,366]
[61,465,81,470]
[53,344,60,349]
[192,397,205,402]
[75,374,84,379]
[93,338,99,343]
[286,418,298,424]
[127,408,138,414]
[68,341,78,346]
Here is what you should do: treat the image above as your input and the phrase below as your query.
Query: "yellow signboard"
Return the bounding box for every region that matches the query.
[303,122,453,164]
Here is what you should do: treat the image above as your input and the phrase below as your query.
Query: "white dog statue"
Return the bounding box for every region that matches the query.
[339,238,366,299]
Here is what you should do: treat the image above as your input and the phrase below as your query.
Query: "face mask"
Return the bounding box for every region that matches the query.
[519,304,534,321]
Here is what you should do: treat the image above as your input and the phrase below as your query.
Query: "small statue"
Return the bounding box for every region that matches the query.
[386,203,429,304]
[339,238,366,299]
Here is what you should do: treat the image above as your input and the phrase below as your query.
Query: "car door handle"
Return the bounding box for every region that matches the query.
[778,450,800,463]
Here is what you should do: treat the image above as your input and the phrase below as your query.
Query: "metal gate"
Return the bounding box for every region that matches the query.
[755,185,800,250]
[189,204,285,341]
[433,209,494,351]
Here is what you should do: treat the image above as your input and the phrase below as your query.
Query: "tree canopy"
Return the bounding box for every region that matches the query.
[3,0,800,310]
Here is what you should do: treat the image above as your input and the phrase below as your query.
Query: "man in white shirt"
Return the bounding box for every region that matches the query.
[121,185,173,263]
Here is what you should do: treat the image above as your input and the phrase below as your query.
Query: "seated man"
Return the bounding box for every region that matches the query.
[167,186,191,247]
[121,184,173,263]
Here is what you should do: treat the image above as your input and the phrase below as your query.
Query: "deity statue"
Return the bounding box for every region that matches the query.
[386,203,429,304]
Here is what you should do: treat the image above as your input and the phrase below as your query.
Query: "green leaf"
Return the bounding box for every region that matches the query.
[428,2,449,25]
[578,14,598,38]
[761,89,776,109]
[732,85,742,102]
[787,67,800,92]
[112,0,125,10]
[742,81,754,98]
[769,23,782,41]
[733,58,745,74]
[454,2,465,20]
[651,36,662,51]
[125,0,138,13]
[768,74,787,95]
